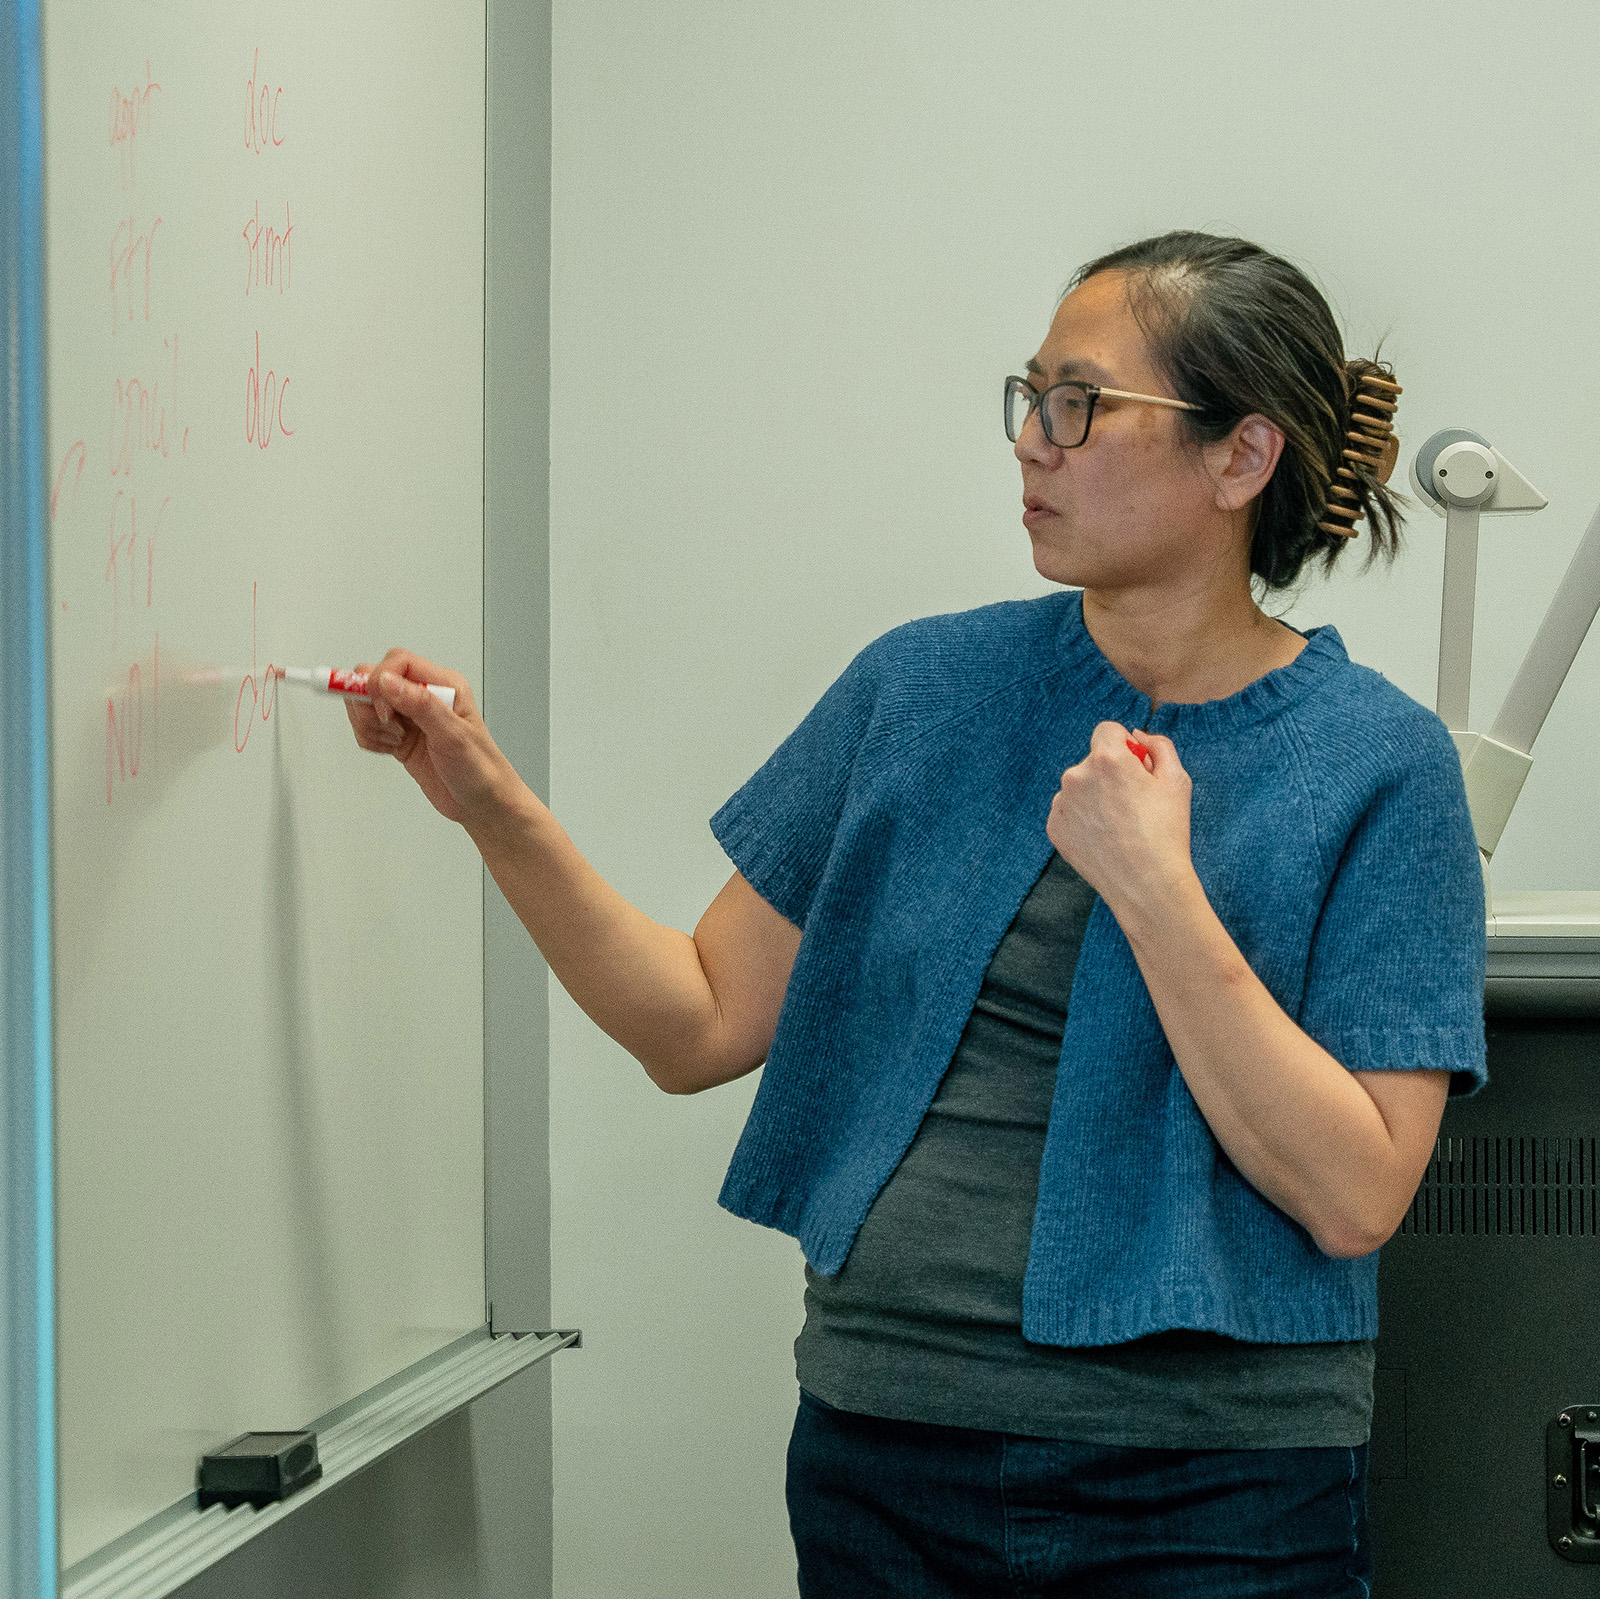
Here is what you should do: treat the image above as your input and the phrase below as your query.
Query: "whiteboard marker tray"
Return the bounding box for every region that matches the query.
[61,1327,577,1599]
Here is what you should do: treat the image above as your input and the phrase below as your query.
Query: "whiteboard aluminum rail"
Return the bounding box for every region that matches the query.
[60,1327,578,1599]
[1,3,55,1598]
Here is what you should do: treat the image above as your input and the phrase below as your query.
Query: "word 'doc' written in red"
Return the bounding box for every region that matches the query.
[235,582,279,754]
[105,638,157,805]
[245,48,284,154]
[244,331,294,449]
[109,61,160,189]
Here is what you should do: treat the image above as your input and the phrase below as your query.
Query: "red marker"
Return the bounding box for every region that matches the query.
[1126,737,1151,763]
[277,665,456,709]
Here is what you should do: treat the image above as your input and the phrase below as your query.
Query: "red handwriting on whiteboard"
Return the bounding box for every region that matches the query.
[51,441,86,518]
[245,49,285,154]
[104,491,166,644]
[109,377,166,470]
[109,213,162,334]
[104,638,157,804]
[109,61,161,189]
[105,662,142,801]
[242,201,293,295]
[234,581,280,752]
[109,334,182,475]
[244,331,294,449]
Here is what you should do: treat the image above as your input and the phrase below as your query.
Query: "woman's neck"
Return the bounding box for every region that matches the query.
[1080,579,1306,711]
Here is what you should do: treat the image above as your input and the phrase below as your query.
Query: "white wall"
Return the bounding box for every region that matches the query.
[548,5,1600,1596]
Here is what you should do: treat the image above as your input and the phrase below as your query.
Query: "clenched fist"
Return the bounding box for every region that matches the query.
[1046,720,1197,917]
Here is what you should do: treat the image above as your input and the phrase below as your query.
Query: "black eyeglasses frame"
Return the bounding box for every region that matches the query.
[1004,374,1200,450]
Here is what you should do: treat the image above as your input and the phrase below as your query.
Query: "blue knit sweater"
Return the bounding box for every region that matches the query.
[710,590,1487,1347]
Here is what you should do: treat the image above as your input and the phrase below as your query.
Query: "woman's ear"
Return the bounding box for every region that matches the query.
[1204,413,1285,513]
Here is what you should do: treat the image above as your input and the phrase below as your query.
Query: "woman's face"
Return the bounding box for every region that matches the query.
[1015,271,1237,594]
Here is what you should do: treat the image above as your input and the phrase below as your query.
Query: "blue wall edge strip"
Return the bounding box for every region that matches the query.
[1,1,57,1596]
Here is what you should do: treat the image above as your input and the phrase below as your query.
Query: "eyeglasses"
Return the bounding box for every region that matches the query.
[1004,375,1200,449]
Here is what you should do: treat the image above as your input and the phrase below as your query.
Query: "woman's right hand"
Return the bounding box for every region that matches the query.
[348,647,798,1095]
[345,647,524,829]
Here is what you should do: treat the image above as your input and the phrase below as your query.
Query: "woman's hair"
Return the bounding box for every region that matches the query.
[1069,231,1402,591]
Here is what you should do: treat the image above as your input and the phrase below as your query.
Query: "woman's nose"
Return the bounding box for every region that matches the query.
[1014,407,1058,467]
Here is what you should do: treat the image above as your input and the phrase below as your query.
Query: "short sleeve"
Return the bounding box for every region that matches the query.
[1297,725,1488,1096]
[709,640,885,930]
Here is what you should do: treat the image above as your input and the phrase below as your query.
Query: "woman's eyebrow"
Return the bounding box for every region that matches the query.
[1024,355,1112,384]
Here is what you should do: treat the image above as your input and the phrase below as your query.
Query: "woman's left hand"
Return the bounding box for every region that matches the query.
[1046,721,1197,915]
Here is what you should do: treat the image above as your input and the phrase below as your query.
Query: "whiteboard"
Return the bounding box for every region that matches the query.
[43,3,488,1567]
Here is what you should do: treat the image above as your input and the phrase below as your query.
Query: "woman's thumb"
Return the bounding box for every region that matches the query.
[1133,730,1179,774]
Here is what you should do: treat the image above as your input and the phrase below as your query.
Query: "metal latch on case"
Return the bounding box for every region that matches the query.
[1548,1406,1600,1560]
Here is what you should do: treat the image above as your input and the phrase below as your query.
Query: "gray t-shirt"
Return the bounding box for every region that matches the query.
[795,852,1374,1449]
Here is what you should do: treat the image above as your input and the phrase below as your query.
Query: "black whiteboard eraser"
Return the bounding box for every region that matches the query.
[197,1431,322,1510]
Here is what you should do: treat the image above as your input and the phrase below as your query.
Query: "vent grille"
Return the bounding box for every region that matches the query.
[1399,1136,1600,1238]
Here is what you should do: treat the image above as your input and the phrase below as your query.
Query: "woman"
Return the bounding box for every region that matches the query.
[350,232,1486,1596]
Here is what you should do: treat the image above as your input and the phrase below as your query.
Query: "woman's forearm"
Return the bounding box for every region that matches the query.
[1111,869,1409,1258]
[465,783,724,1092]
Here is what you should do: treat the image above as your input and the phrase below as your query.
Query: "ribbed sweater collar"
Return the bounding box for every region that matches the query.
[1053,589,1347,739]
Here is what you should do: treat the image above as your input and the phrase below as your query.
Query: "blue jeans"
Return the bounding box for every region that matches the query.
[787,1389,1372,1598]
